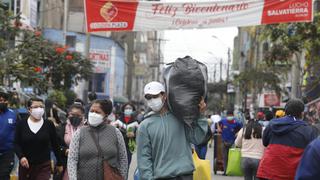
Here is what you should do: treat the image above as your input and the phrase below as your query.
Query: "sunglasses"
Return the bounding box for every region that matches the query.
[145,94,161,100]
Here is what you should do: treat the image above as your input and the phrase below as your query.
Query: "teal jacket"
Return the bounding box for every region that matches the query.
[137,111,208,180]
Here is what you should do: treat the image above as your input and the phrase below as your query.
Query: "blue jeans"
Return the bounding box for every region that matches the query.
[195,144,207,160]
[241,157,260,180]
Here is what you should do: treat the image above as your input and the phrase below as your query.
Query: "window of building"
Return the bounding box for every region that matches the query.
[89,73,105,93]
[66,35,76,48]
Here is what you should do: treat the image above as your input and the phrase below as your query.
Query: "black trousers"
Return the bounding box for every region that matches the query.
[0,151,15,180]
[222,141,233,174]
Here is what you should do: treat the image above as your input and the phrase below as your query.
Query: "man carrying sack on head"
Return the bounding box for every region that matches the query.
[137,81,209,180]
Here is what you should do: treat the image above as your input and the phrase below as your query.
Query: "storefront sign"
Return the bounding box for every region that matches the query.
[89,49,110,73]
[264,93,280,107]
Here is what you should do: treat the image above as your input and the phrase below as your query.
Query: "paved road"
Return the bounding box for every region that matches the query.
[128,145,242,180]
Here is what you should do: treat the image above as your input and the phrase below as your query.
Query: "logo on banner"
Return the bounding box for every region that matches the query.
[100,2,118,22]
[261,0,312,24]
[85,0,138,31]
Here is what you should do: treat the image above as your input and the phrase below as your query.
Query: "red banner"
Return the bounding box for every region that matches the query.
[84,0,313,32]
[84,0,138,32]
[262,0,313,24]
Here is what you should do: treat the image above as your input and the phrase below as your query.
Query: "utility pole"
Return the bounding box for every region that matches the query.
[126,33,135,100]
[83,33,91,104]
[148,36,169,81]
[13,0,17,15]
[213,64,217,83]
[226,48,231,83]
[220,59,223,82]
[226,48,231,107]
[157,32,161,81]
[63,0,69,45]
[39,0,45,29]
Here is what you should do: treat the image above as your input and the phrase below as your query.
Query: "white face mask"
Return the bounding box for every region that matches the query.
[147,97,164,112]
[31,107,44,120]
[88,112,104,127]
[124,109,133,116]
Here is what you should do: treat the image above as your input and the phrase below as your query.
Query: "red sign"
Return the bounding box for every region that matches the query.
[84,0,138,32]
[264,94,280,107]
[262,0,312,24]
[84,0,313,32]
[89,49,110,73]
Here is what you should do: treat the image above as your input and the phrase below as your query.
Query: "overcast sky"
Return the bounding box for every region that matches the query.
[163,27,238,63]
[163,27,238,81]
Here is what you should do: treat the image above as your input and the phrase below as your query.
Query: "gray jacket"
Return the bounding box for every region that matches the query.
[68,124,128,180]
[137,112,208,180]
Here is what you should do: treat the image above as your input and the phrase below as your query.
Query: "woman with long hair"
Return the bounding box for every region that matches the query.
[235,119,264,180]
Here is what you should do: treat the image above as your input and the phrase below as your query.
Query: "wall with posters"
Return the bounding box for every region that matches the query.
[42,28,125,99]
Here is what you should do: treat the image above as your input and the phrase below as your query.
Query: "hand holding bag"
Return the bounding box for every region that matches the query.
[226,148,243,176]
[192,151,211,180]
[89,130,124,180]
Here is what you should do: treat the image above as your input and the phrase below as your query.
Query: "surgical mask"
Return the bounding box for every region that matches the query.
[31,107,44,120]
[88,112,104,127]
[124,109,133,116]
[147,97,164,112]
[69,116,82,127]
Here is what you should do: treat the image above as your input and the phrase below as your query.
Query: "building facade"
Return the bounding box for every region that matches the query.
[43,28,126,100]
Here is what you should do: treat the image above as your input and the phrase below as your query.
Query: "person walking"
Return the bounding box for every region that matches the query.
[275,110,285,118]
[14,98,63,180]
[56,104,85,180]
[263,111,274,127]
[137,81,209,180]
[0,92,18,180]
[256,112,266,127]
[257,98,318,180]
[85,92,97,119]
[217,110,242,175]
[117,102,139,168]
[295,137,320,180]
[67,99,128,180]
[235,120,264,180]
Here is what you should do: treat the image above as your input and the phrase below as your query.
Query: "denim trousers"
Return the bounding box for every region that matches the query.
[241,157,261,180]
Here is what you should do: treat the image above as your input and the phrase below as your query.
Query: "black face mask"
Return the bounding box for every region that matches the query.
[0,103,7,112]
[69,116,82,127]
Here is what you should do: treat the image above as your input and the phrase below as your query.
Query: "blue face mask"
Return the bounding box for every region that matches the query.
[124,109,133,116]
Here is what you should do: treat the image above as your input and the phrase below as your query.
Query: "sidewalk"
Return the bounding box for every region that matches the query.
[128,145,242,180]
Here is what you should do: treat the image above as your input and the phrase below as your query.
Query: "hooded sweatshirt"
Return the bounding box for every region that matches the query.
[137,112,208,180]
[295,137,320,180]
[257,116,317,180]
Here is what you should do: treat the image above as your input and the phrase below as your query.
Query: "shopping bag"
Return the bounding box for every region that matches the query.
[193,152,211,180]
[134,168,139,180]
[226,148,243,176]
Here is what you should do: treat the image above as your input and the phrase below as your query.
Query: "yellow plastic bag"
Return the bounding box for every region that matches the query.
[193,152,211,180]
[10,175,18,180]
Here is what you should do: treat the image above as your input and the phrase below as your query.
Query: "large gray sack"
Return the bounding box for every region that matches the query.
[163,56,208,127]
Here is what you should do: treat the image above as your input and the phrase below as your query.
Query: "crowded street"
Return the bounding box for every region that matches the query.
[1,0,320,180]
[128,146,242,180]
